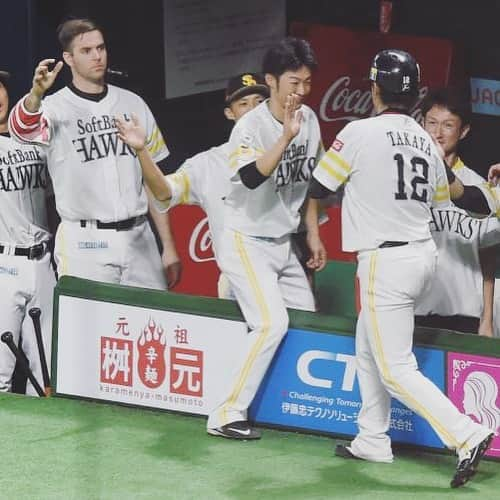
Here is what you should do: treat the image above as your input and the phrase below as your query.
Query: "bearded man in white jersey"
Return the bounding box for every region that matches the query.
[0,70,56,395]
[9,18,180,289]
[310,49,495,488]
[414,87,500,336]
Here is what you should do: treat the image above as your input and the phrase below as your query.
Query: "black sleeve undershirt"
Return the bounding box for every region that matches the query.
[309,177,332,199]
[239,161,269,189]
[444,162,490,215]
[453,185,491,215]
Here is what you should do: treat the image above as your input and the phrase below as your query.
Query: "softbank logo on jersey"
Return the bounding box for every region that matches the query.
[0,148,47,192]
[318,76,429,124]
[297,349,357,391]
[276,140,316,188]
[72,114,137,163]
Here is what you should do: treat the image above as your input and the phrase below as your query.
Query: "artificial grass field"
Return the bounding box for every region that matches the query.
[1,393,498,499]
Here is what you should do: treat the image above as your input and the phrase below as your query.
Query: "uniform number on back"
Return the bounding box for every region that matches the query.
[394,154,429,202]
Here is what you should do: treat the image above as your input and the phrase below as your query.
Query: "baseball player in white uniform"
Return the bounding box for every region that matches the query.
[146,73,269,299]
[9,18,180,289]
[204,38,325,440]
[310,50,495,488]
[0,70,56,396]
[415,88,500,335]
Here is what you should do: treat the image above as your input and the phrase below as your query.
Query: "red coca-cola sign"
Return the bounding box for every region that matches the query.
[291,23,462,145]
[168,205,220,297]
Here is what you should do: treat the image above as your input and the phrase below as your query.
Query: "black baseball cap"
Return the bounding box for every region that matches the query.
[0,70,10,85]
[225,73,269,105]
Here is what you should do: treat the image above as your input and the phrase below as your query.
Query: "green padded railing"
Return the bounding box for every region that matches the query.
[54,276,500,358]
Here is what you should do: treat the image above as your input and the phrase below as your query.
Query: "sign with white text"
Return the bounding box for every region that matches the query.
[56,296,248,414]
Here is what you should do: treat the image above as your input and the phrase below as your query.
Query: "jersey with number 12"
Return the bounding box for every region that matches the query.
[313,113,450,252]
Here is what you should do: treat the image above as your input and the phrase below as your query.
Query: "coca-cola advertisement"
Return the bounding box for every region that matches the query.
[169,205,220,297]
[291,23,462,145]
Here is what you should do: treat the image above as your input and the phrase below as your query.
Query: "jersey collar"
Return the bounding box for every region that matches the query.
[68,82,109,102]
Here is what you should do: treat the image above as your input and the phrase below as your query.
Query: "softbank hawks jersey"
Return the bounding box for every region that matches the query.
[225,101,323,238]
[415,159,500,317]
[313,113,450,252]
[0,133,51,245]
[9,85,168,222]
[155,143,230,256]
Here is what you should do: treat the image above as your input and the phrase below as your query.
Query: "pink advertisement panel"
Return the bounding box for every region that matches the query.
[448,352,500,458]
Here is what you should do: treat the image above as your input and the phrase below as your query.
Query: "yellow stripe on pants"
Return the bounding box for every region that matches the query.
[220,232,271,425]
[367,251,459,449]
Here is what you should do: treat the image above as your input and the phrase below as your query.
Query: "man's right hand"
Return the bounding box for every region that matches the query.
[26,59,63,112]
[488,163,500,185]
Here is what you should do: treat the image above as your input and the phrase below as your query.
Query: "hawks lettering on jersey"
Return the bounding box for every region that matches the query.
[0,135,51,245]
[0,146,48,192]
[226,102,323,238]
[9,85,169,222]
[73,115,136,163]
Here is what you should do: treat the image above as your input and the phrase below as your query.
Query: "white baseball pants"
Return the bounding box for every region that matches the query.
[350,239,492,462]
[54,219,167,290]
[208,229,315,429]
[0,251,55,396]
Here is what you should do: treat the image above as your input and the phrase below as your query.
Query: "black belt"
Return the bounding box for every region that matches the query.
[0,242,47,260]
[379,241,408,248]
[79,216,143,231]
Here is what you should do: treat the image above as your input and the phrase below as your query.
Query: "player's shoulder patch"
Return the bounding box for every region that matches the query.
[332,138,344,152]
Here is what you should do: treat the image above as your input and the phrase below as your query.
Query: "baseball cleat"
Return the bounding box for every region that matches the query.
[334,444,361,460]
[207,420,262,440]
[450,433,494,488]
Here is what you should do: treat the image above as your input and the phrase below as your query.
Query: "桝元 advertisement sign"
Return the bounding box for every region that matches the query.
[56,295,248,415]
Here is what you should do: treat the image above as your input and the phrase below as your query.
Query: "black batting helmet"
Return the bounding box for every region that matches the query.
[369,49,420,94]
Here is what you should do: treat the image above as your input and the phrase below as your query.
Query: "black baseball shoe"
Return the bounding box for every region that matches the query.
[335,444,361,460]
[207,420,262,440]
[450,433,494,488]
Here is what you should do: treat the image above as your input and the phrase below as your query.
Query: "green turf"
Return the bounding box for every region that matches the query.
[1,394,498,499]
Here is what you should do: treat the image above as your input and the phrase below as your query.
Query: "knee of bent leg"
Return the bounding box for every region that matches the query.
[268,309,289,340]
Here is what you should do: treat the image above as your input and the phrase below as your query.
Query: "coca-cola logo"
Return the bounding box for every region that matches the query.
[188,216,215,263]
[319,76,428,125]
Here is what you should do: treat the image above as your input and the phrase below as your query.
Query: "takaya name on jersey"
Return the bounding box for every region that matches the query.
[225,102,323,238]
[313,113,450,252]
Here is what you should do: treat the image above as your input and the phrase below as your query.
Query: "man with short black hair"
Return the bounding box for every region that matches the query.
[205,37,326,440]
[9,17,180,289]
[415,87,500,336]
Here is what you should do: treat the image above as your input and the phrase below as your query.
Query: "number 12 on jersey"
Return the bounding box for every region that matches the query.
[394,154,429,202]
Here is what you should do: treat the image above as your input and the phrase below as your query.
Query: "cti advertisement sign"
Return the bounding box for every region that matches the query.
[250,328,446,449]
[56,295,249,414]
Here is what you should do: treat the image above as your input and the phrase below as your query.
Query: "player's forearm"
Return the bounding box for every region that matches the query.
[24,90,43,113]
[479,246,497,329]
[255,135,291,177]
[137,148,172,202]
[304,197,320,237]
[148,196,176,250]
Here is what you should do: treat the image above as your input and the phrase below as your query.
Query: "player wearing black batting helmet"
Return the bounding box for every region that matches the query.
[369,49,420,95]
